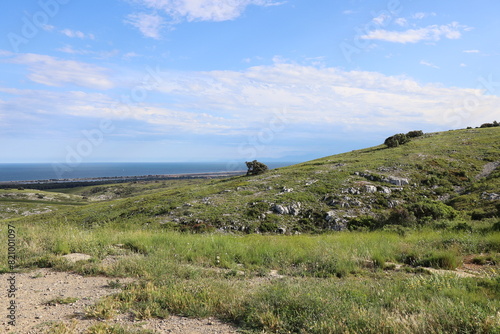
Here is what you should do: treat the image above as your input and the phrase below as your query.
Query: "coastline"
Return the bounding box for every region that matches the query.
[0,170,246,189]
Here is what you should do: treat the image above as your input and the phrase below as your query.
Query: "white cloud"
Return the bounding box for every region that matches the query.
[361,22,467,44]
[463,49,480,53]
[460,63,467,67]
[373,13,390,26]
[395,18,407,27]
[2,63,497,138]
[125,12,166,39]
[5,53,114,90]
[412,12,436,20]
[60,28,95,39]
[420,60,439,69]
[41,24,55,31]
[125,1,285,38]
[145,63,498,130]
[133,0,283,22]
[57,45,120,58]
[123,52,141,59]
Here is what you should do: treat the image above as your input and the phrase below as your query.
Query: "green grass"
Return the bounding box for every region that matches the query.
[1,127,500,333]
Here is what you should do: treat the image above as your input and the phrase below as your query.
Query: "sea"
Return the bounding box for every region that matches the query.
[0,162,296,182]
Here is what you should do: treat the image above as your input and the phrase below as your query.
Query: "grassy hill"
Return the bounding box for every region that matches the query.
[1,127,499,333]
[8,126,498,234]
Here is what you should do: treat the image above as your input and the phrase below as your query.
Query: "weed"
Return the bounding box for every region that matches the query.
[45,297,79,306]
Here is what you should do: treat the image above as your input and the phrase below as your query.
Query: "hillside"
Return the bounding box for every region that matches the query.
[7,127,499,233]
[1,127,500,333]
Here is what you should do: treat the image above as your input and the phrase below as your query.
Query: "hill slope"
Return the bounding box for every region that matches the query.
[8,127,500,232]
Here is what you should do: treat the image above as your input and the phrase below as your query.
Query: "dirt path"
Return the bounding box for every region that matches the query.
[1,269,239,334]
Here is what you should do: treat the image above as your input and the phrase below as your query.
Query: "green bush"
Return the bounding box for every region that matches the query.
[384,207,417,227]
[347,215,380,231]
[384,133,410,148]
[420,251,461,270]
[407,130,424,138]
[408,200,458,222]
[480,121,499,128]
[246,160,268,176]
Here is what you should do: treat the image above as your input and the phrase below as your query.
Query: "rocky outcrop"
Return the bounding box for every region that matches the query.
[481,192,500,200]
[325,211,348,231]
[354,171,409,186]
[364,185,377,193]
[273,202,301,216]
[385,176,409,186]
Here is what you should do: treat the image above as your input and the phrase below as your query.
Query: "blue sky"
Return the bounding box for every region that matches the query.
[1,0,499,164]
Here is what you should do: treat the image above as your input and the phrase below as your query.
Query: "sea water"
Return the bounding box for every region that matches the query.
[0,162,296,182]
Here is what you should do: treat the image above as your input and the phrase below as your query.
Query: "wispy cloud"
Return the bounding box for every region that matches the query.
[5,53,114,90]
[125,12,166,39]
[3,62,497,139]
[60,28,95,39]
[41,24,55,31]
[137,0,283,22]
[361,22,467,44]
[420,60,439,69]
[372,13,390,26]
[57,45,120,59]
[463,49,480,53]
[395,18,407,27]
[412,12,436,20]
[342,9,356,15]
[126,0,285,37]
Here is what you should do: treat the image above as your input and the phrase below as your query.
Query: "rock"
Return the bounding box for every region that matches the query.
[350,199,363,207]
[343,187,360,195]
[278,227,287,234]
[364,185,377,193]
[281,186,293,193]
[387,200,400,208]
[385,176,409,186]
[325,213,347,231]
[273,205,289,215]
[380,187,392,194]
[289,202,301,216]
[330,220,347,231]
[62,253,92,263]
[325,211,336,222]
[273,203,301,216]
[481,192,500,200]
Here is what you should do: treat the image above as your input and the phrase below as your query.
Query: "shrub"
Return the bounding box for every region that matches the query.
[384,206,417,227]
[407,130,424,138]
[407,200,458,221]
[347,215,380,231]
[384,133,410,148]
[491,220,500,231]
[480,121,499,128]
[452,222,473,232]
[420,251,461,270]
[246,160,269,176]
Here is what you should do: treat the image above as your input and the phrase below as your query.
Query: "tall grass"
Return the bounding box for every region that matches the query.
[2,221,500,332]
[89,274,500,333]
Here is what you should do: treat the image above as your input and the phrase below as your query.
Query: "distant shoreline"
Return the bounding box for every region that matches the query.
[0,170,246,189]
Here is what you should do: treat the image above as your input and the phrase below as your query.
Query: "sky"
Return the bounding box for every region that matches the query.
[0,0,499,164]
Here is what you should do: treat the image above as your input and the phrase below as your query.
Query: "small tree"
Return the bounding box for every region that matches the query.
[384,133,410,148]
[406,130,424,138]
[246,160,268,176]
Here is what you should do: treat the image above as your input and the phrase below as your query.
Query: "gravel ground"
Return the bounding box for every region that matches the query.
[1,268,239,334]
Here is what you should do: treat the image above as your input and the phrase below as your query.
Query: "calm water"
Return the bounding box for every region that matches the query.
[0,162,296,182]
